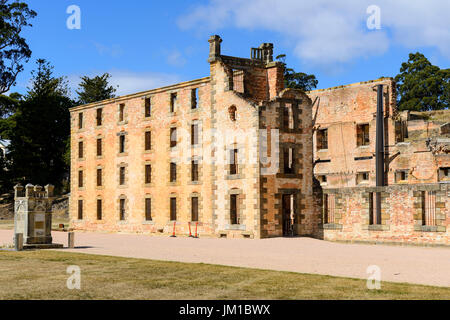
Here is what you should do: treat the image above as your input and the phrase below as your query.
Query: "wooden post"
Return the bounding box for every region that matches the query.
[68,232,75,248]
[15,233,23,251]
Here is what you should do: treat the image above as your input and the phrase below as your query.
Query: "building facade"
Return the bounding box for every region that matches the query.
[70,36,449,245]
[69,36,318,239]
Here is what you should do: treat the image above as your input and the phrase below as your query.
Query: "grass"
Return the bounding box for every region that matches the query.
[0,251,449,300]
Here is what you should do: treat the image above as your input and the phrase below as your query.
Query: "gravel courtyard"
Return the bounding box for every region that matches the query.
[1,230,449,288]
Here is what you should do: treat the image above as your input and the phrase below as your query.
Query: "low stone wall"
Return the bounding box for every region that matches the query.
[321,184,449,246]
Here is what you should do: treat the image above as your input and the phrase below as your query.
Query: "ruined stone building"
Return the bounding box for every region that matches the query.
[70,36,449,245]
[70,36,318,239]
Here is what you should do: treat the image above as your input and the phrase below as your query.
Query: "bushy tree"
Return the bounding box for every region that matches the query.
[276,54,318,91]
[76,73,116,105]
[395,52,449,111]
[7,59,73,188]
[0,0,37,94]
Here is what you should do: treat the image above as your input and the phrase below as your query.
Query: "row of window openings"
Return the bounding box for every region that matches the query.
[78,125,199,159]
[316,124,370,151]
[324,191,438,227]
[77,89,199,129]
[77,197,200,222]
[317,168,450,186]
[78,162,200,188]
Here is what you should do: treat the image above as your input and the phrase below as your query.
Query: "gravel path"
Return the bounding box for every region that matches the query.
[1,230,449,287]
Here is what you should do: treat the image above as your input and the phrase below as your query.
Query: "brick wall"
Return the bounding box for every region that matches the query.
[322,184,449,246]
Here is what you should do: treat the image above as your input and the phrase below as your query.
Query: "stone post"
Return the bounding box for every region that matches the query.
[25,184,34,198]
[68,232,75,248]
[45,184,55,198]
[15,233,23,251]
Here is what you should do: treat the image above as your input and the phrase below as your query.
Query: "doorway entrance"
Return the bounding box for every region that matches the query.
[282,194,295,236]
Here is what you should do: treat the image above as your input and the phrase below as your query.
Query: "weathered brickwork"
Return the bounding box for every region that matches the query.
[69,36,314,239]
[69,35,448,245]
[322,184,449,245]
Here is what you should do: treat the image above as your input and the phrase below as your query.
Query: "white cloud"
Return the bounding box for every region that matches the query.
[178,0,450,67]
[166,50,187,67]
[93,42,124,58]
[68,71,181,97]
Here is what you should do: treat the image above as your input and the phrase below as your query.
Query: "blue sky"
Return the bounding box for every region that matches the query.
[11,0,450,97]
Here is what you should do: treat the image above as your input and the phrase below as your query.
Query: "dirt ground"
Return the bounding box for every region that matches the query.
[1,229,449,288]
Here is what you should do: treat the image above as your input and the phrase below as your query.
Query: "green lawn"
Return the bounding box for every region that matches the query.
[0,250,449,300]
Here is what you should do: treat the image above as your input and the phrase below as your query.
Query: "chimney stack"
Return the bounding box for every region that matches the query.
[208,35,222,62]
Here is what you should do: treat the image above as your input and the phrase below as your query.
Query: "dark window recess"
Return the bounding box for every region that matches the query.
[316,129,328,150]
[357,124,370,146]
[282,106,290,129]
[170,162,177,182]
[119,135,125,153]
[191,197,199,222]
[323,194,329,224]
[78,141,83,159]
[354,156,373,161]
[170,93,177,113]
[145,165,152,184]
[191,124,199,145]
[120,199,126,220]
[78,113,83,129]
[439,167,450,181]
[97,199,102,220]
[170,198,177,221]
[283,148,295,174]
[96,108,102,126]
[145,98,151,117]
[191,160,199,182]
[368,193,375,225]
[97,168,102,187]
[145,198,152,221]
[170,128,177,148]
[191,88,198,109]
[357,172,369,184]
[97,139,102,156]
[315,159,331,163]
[78,170,83,188]
[119,104,125,122]
[78,200,83,220]
[119,167,126,185]
[317,175,327,184]
[230,194,238,225]
[230,149,238,175]
[229,106,237,121]
[395,170,408,182]
[145,131,151,150]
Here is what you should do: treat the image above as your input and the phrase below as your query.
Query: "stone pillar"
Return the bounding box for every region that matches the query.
[45,184,55,197]
[68,232,75,248]
[208,35,222,62]
[15,233,23,251]
[260,43,274,64]
[25,184,34,197]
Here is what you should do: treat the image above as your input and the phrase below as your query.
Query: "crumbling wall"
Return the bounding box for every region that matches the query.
[322,184,449,246]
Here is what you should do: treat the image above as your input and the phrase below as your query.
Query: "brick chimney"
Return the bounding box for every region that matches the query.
[208,35,222,62]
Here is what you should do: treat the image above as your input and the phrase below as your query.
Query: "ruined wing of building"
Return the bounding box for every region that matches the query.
[69,36,449,245]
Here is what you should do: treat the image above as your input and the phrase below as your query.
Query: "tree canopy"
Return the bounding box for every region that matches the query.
[276,54,318,91]
[5,59,73,190]
[0,0,37,94]
[76,73,117,105]
[395,52,449,111]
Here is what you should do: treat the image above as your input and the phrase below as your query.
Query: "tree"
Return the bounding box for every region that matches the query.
[0,0,37,94]
[7,59,73,188]
[76,73,117,105]
[395,52,449,111]
[276,54,318,91]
